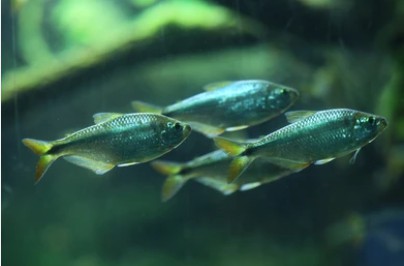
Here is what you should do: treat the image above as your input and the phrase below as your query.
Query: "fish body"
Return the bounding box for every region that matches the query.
[133,80,299,136]
[152,150,297,201]
[215,108,388,182]
[22,113,191,183]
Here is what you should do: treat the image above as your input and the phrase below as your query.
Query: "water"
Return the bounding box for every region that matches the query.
[2,0,404,265]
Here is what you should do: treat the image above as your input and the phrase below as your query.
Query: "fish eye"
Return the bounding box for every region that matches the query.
[279,88,287,94]
[174,122,182,130]
[368,116,375,125]
[167,122,174,128]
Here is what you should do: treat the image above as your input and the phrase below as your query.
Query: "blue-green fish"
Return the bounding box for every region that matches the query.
[22,113,191,183]
[152,150,299,201]
[214,108,388,182]
[132,80,299,136]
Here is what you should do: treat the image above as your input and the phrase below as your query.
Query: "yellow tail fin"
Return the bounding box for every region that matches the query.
[22,138,57,183]
[151,160,183,176]
[35,155,57,183]
[214,137,246,156]
[161,175,188,202]
[22,138,52,155]
[228,156,253,183]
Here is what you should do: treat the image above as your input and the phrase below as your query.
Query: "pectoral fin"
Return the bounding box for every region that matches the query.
[117,161,139,167]
[349,148,361,164]
[64,156,115,174]
[240,182,262,191]
[314,158,335,165]
[225,125,249,132]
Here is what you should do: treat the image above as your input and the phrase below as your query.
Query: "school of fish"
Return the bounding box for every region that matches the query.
[23,80,388,201]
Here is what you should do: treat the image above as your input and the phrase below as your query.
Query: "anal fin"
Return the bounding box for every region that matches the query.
[64,156,115,175]
[266,158,310,171]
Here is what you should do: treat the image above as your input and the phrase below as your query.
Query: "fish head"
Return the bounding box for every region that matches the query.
[352,112,388,143]
[265,85,299,110]
[159,119,191,148]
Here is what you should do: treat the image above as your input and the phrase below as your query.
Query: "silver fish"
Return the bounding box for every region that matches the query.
[22,113,191,183]
[214,108,388,182]
[132,80,299,136]
[151,150,298,201]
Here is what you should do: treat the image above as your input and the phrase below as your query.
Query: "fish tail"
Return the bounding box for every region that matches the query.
[228,156,253,183]
[22,138,57,183]
[151,160,187,202]
[161,175,188,202]
[131,101,162,114]
[34,155,58,184]
[151,160,183,175]
[214,137,246,156]
[22,138,52,155]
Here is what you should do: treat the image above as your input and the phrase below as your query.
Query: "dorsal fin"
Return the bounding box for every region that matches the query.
[285,110,316,123]
[203,81,233,91]
[131,101,162,113]
[93,113,123,124]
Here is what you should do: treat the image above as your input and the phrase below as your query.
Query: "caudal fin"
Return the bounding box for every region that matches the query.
[228,156,253,183]
[131,101,163,114]
[214,137,247,156]
[151,160,183,176]
[161,175,188,202]
[151,160,187,202]
[22,138,57,183]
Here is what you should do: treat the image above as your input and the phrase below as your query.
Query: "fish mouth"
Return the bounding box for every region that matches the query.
[183,124,192,137]
[287,87,300,102]
[375,116,388,131]
[379,117,388,128]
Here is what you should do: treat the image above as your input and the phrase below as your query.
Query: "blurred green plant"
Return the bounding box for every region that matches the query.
[4,0,261,102]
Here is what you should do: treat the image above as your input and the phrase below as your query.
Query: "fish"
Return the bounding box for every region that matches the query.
[151,150,299,201]
[214,108,388,183]
[132,80,299,136]
[22,113,191,183]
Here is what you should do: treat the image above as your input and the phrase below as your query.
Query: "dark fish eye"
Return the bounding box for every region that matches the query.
[368,116,375,125]
[280,88,287,94]
[174,122,182,130]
